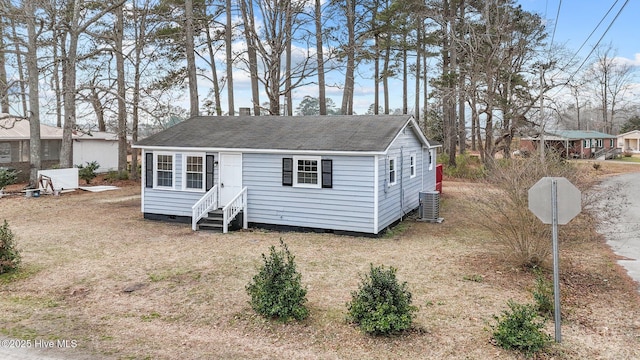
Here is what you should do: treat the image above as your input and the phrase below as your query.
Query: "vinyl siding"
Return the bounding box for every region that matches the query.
[377,128,435,232]
[143,151,218,216]
[244,153,375,233]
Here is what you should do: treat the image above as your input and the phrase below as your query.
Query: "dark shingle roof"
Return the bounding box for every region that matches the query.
[135,115,426,152]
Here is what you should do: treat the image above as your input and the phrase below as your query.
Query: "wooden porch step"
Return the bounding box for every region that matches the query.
[197,209,224,231]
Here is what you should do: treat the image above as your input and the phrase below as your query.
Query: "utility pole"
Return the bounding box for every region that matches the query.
[539,65,545,162]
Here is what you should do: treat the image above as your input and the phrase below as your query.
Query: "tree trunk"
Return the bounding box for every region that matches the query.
[52,30,63,128]
[225,0,235,115]
[414,22,421,122]
[205,27,222,116]
[0,21,8,114]
[60,0,81,168]
[315,0,326,115]
[402,33,408,115]
[239,0,260,116]
[10,18,28,116]
[341,0,355,115]
[185,0,199,117]
[383,35,390,114]
[26,0,41,186]
[285,2,293,116]
[115,4,127,172]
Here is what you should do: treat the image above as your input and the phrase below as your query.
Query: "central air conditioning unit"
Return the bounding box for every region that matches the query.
[418,191,443,223]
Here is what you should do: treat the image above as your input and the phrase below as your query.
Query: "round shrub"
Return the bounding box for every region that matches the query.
[246,239,308,321]
[0,220,21,274]
[347,264,417,335]
[492,300,550,355]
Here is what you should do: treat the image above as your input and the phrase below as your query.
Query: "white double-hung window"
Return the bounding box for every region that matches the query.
[183,154,205,191]
[294,156,321,188]
[155,153,174,188]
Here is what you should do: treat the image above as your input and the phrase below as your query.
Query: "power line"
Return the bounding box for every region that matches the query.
[550,0,630,97]
[565,0,620,67]
[548,0,562,50]
[570,0,629,77]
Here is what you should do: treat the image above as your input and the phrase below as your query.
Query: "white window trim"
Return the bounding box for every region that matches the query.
[293,156,321,189]
[389,156,397,186]
[182,152,206,192]
[428,149,434,171]
[409,153,416,178]
[154,152,175,190]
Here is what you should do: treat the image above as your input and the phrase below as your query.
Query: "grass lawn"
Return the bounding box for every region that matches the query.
[617,155,640,163]
[0,164,639,359]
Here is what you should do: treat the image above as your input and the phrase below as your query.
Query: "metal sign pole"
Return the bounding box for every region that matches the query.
[551,179,562,342]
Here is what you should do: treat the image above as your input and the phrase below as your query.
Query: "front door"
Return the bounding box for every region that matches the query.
[219,152,242,205]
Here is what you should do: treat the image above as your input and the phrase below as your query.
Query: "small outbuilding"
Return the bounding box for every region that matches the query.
[134,115,441,235]
[0,114,120,181]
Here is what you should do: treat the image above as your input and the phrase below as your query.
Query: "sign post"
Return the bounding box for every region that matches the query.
[528,177,581,343]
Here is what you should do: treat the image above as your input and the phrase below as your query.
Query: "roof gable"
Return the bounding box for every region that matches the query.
[617,129,640,138]
[135,115,433,153]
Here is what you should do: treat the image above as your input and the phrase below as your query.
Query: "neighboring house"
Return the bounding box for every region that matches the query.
[0,115,120,181]
[616,130,640,153]
[134,115,441,235]
[520,130,618,159]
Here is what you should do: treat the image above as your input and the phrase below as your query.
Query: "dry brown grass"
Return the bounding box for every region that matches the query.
[0,163,639,359]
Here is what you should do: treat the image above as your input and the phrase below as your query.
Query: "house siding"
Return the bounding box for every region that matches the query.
[143,151,218,217]
[243,153,375,233]
[377,128,434,232]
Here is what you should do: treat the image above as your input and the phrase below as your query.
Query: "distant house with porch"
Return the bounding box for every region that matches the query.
[520,130,618,159]
[0,115,120,181]
[616,130,640,153]
[134,115,441,235]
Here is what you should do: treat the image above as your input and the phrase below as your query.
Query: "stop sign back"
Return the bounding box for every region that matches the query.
[528,177,581,225]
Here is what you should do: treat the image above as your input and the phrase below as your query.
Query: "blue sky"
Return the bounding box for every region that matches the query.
[518,0,639,62]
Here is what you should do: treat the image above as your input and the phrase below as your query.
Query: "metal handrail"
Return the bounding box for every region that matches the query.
[191,185,219,231]
[221,187,248,233]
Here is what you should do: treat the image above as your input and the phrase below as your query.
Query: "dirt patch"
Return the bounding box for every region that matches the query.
[0,163,639,359]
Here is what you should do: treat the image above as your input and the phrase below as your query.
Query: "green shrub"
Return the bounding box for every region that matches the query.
[347,264,417,335]
[491,300,550,355]
[76,161,100,184]
[0,220,21,274]
[246,239,308,321]
[532,270,554,318]
[438,153,486,180]
[0,168,18,190]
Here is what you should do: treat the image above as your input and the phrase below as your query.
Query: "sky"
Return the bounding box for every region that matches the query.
[518,0,639,63]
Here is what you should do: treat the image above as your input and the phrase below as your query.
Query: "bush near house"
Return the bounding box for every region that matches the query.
[347,264,418,335]
[491,300,551,356]
[246,239,309,321]
[0,220,21,274]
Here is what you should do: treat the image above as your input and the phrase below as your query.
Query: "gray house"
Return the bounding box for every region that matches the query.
[134,115,440,235]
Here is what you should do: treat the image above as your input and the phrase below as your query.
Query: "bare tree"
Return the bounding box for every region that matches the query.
[58,0,124,168]
[238,0,260,115]
[586,44,636,134]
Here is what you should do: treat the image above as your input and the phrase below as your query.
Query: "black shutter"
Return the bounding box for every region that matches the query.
[282,158,293,186]
[145,152,153,188]
[205,155,215,190]
[321,159,332,188]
